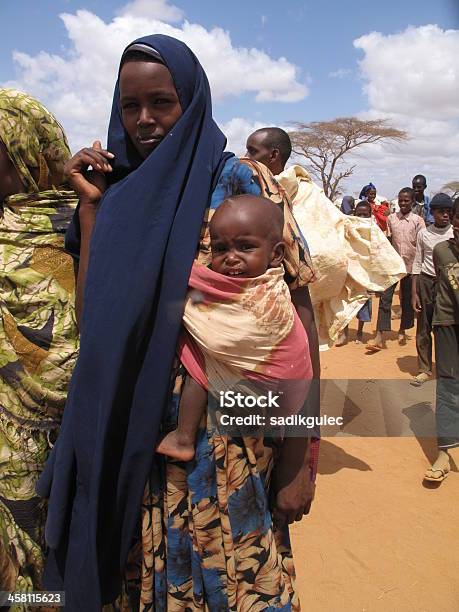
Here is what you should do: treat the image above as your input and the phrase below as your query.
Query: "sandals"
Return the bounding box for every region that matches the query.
[365,342,384,352]
[424,454,450,482]
[424,466,450,482]
[410,373,430,387]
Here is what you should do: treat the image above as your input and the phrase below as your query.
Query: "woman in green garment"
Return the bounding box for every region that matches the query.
[0,89,79,594]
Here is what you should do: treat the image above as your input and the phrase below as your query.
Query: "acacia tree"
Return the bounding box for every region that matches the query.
[289,117,408,200]
[442,181,459,199]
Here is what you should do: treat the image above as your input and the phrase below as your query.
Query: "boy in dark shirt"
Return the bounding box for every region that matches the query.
[424,199,459,482]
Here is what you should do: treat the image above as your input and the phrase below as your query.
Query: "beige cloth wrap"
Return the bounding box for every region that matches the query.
[277,165,406,350]
[182,267,295,395]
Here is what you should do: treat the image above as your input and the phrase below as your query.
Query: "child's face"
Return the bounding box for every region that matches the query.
[355,206,372,218]
[432,207,452,228]
[366,188,376,203]
[398,191,413,215]
[210,209,284,278]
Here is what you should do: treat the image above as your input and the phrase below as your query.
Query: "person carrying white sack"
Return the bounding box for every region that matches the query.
[245,127,406,349]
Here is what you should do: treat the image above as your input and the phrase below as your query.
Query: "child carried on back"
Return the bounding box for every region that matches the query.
[156,194,313,460]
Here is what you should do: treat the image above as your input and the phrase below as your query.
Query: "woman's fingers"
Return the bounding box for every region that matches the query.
[81,148,113,172]
[92,140,115,160]
[80,150,110,173]
[273,505,302,526]
[65,145,115,177]
[63,145,111,204]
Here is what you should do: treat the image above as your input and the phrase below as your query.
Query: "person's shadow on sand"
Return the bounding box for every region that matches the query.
[396,355,420,376]
[317,439,372,475]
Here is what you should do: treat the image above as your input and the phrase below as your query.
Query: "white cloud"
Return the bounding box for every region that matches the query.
[117,0,184,23]
[219,117,267,156]
[2,5,308,152]
[338,25,459,199]
[328,68,352,79]
[354,25,459,120]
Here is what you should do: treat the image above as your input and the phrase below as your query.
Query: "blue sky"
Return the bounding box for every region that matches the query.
[2,0,457,124]
[1,0,458,196]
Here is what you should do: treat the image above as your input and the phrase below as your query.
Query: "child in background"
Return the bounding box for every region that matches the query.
[411,193,454,386]
[336,200,373,345]
[359,182,390,233]
[423,199,459,481]
[366,187,425,351]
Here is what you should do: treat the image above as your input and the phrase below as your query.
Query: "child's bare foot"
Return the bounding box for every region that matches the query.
[156,430,195,461]
[335,332,348,347]
[398,331,407,346]
[355,332,363,344]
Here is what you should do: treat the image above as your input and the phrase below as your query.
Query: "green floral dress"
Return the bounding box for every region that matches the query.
[0,89,79,598]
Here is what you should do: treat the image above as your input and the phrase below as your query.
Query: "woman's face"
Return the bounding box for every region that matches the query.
[0,142,24,201]
[119,60,183,160]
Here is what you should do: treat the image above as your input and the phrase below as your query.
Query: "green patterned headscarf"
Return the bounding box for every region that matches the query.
[0,88,71,193]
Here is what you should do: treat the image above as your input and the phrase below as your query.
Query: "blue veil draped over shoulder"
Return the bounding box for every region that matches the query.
[38,34,232,609]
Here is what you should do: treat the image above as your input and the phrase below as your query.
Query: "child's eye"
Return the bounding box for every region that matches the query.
[240,244,255,251]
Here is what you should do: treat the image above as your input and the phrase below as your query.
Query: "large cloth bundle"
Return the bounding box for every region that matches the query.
[277,165,406,349]
[180,264,312,415]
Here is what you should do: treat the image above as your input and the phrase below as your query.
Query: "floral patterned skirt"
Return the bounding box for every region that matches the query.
[120,367,300,611]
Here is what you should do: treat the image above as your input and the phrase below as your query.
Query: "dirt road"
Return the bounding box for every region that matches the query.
[292,300,459,611]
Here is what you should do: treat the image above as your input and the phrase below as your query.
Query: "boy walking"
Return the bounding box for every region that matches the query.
[367,188,425,351]
[423,199,459,482]
[411,193,454,386]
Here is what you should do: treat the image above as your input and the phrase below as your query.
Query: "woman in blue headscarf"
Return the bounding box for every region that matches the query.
[38,35,317,610]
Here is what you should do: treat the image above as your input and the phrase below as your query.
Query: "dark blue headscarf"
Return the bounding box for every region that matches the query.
[340,195,355,215]
[359,182,376,200]
[38,34,232,609]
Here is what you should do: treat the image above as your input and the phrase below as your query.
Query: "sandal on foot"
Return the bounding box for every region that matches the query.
[424,456,450,482]
[365,342,383,352]
[410,373,430,387]
[424,466,449,482]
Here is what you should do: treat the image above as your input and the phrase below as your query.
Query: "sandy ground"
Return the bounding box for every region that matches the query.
[291,296,459,612]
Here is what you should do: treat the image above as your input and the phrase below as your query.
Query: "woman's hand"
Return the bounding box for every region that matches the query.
[271,438,315,526]
[64,140,114,206]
